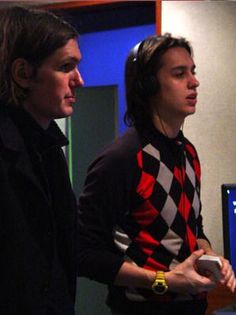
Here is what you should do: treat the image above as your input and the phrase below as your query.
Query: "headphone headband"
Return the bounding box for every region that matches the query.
[131,38,159,97]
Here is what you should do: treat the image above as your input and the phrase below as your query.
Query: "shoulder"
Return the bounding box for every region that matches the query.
[183,136,201,180]
[103,127,140,158]
[87,127,142,177]
[0,107,24,152]
[184,136,199,160]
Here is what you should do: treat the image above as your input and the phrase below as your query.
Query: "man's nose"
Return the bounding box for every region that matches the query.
[189,74,199,88]
[72,68,84,87]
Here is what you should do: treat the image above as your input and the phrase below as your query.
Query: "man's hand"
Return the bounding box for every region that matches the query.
[165,249,217,295]
[217,256,236,293]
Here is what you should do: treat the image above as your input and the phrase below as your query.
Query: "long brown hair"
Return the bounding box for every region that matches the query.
[124,33,192,130]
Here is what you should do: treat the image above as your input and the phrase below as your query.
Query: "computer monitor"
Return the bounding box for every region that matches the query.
[221,184,236,273]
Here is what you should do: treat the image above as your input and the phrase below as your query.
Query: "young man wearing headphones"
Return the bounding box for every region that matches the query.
[78,34,235,315]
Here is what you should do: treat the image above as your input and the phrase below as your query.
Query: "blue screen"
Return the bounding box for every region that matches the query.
[225,188,236,272]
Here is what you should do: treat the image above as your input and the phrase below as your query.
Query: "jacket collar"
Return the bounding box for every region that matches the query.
[0,106,25,153]
[0,105,68,154]
[0,105,68,204]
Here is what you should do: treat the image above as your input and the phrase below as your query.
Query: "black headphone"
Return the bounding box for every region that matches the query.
[131,40,160,98]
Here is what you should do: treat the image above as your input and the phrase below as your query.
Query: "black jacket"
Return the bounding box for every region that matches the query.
[0,107,77,314]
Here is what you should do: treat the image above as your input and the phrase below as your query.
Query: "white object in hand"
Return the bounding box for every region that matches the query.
[196,254,222,281]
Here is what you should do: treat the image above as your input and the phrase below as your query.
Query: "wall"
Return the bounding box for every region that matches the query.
[162,1,236,255]
[78,23,155,134]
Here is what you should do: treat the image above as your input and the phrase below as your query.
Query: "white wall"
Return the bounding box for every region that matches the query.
[162,1,236,255]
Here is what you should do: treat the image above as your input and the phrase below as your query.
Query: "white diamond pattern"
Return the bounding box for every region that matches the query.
[161,195,178,227]
[185,157,195,187]
[192,190,200,218]
[156,161,173,193]
[143,144,160,161]
[161,229,184,256]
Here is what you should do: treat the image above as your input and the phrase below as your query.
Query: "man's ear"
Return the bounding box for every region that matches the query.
[11,58,34,88]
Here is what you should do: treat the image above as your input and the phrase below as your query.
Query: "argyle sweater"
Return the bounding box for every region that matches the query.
[78,125,209,307]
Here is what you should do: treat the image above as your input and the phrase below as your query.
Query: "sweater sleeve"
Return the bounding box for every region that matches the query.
[77,138,139,285]
[192,145,211,244]
[196,205,211,243]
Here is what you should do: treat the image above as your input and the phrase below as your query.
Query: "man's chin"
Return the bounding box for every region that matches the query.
[56,109,74,119]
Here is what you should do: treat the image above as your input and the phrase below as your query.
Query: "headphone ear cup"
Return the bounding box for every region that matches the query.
[137,75,159,97]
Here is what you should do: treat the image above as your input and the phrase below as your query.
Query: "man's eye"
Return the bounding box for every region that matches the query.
[60,63,75,72]
[175,72,185,78]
